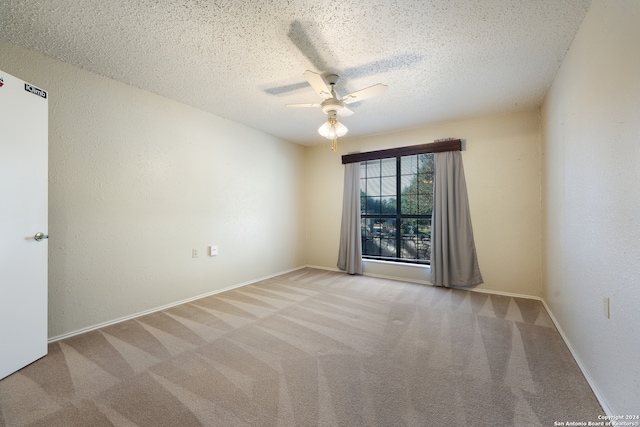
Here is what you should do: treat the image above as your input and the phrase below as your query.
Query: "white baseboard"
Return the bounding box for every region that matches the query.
[48,265,307,343]
[466,286,542,301]
[539,299,613,417]
[305,264,340,272]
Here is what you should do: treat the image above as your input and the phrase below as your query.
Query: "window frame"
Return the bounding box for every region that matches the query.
[342,139,462,266]
[360,154,434,265]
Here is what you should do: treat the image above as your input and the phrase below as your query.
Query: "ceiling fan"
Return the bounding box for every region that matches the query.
[287,70,388,151]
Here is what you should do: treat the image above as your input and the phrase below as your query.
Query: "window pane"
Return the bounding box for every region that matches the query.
[363,237,381,257]
[417,218,431,237]
[401,155,418,175]
[400,219,418,260]
[381,176,396,196]
[365,177,381,196]
[417,172,433,189]
[380,158,396,177]
[380,218,396,237]
[401,218,417,235]
[417,192,432,215]
[402,194,417,215]
[366,160,381,178]
[418,154,433,172]
[362,217,380,257]
[417,218,431,260]
[380,196,396,214]
[366,196,381,214]
[380,238,396,257]
[400,174,416,193]
[362,218,376,238]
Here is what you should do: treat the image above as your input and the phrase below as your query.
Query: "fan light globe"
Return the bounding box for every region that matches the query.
[318,118,348,139]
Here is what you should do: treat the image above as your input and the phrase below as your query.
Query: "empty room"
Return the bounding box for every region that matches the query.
[0,0,638,425]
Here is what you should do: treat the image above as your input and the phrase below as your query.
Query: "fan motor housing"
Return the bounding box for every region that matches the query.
[321,98,344,115]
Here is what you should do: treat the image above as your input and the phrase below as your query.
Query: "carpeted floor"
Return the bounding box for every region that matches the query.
[0,268,603,426]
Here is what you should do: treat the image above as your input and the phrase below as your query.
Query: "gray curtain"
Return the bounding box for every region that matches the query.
[430,151,483,287]
[337,162,362,275]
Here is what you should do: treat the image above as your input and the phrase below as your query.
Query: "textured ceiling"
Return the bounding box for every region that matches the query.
[0,0,591,145]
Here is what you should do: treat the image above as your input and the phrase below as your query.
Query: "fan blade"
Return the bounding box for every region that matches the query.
[303,70,332,99]
[338,106,354,117]
[286,103,321,108]
[342,84,388,104]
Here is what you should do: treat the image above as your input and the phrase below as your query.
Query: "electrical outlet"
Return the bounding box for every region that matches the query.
[192,249,198,258]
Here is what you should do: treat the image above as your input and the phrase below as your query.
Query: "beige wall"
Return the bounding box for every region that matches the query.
[306,110,542,297]
[0,41,307,339]
[541,0,640,415]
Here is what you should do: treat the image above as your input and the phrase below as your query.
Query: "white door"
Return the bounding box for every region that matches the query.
[0,70,48,380]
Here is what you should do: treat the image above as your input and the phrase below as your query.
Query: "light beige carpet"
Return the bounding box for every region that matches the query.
[0,268,603,426]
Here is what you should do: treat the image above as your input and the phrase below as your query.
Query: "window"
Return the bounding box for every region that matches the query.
[360,153,434,264]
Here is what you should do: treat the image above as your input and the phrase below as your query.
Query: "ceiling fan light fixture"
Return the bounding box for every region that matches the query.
[318,117,348,139]
[318,114,347,152]
[286,70,385,152]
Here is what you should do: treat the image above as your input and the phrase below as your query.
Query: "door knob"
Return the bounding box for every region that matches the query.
[34,232,48,241]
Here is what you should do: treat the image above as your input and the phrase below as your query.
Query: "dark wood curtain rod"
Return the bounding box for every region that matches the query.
[341,139,461,164]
